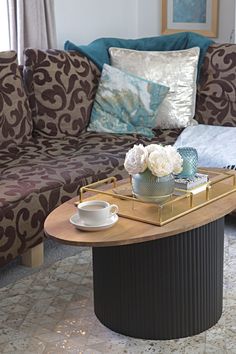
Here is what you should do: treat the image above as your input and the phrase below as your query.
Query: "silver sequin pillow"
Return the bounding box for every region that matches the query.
[109,47,200,129]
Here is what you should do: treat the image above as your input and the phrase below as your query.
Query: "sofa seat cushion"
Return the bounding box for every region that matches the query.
[0,134,135,206]
[0,133,132,265]
[195,43,236,126]
[1,129,182,207]
[150,128,183,145]
[0,51,32,147]
[23,49,101,138]
[0,129,181,266]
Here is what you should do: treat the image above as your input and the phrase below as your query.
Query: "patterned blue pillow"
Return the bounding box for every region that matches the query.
[87,64,169,138]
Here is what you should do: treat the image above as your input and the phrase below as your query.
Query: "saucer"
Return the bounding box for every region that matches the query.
[70,213,118,231]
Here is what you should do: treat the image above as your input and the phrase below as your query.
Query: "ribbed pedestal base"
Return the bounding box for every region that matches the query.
[93,218,224,339]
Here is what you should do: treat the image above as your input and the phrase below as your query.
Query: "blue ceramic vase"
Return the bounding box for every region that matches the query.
[132,169,174,203]
[177,147,198,179]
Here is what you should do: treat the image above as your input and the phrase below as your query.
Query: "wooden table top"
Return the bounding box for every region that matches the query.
[44,170,236,247]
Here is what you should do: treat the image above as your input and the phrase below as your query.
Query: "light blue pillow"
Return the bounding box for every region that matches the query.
[87,64,169,138]
[174,124,236,167]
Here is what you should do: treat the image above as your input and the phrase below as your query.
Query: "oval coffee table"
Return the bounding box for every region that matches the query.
[44,176,236,340]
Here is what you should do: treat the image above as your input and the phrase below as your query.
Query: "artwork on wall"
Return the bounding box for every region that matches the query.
[161,0,218,37]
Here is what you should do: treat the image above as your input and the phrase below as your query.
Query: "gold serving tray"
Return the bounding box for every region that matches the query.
[77,169,236,226]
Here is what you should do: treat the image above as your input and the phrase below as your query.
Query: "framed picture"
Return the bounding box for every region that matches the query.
[161,0,218,37]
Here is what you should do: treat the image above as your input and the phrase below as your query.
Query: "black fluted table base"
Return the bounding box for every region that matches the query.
[92,218,224,339]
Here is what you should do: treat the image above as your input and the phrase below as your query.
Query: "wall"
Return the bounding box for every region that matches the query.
[136,0,160,38]
[216,0,235,43]
[55,0,138,48]
[55,0,235,48]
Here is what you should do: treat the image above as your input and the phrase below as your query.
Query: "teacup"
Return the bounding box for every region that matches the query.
[77,200,119,226]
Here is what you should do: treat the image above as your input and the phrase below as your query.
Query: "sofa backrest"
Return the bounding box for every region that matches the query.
[0,51,32,147]
[23,49,101,138]
[195,43,236,126]
[2,44,235,148]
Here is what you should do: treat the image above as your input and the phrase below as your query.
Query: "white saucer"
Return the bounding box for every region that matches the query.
[70,213,118,231]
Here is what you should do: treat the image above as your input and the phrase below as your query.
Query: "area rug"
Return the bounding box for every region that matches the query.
[0,238,82,288]
[0,216,235,353]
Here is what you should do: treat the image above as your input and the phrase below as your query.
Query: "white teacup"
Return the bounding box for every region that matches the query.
[77,200,119,226]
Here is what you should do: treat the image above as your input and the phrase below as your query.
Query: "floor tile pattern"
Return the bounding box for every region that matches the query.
[0,224,235,354]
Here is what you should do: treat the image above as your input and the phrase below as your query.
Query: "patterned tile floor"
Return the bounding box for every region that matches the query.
[0,220,236,354]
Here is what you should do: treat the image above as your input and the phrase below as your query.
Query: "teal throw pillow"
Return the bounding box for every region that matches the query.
[88,64,169,138]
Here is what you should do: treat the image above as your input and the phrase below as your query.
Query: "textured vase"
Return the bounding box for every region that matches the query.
[132,169,175,203]
[177,147,198,179]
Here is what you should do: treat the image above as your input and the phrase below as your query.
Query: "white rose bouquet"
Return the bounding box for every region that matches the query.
[124,144,183,177]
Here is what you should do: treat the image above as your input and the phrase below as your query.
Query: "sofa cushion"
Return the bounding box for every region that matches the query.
[0,133,134,266]
[0,129,181,266]
[109,46,200,129]
[23,49,101,138]
[195,43,236,126]
[0,51,32,147]
[88,64,169,138]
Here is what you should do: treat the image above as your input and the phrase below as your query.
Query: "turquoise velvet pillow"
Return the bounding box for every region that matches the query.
[64,32,214,80]
[87,64,169,138]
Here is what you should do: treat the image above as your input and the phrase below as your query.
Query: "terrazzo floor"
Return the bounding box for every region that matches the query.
[0,218,236,354]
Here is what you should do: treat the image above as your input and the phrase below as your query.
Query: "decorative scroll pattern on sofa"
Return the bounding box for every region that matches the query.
[0,51,32,147]
[0,129,181,266]
[195,43,236,126]
[23,49,101,138]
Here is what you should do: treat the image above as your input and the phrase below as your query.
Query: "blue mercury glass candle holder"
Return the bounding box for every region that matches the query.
[177,147,198,179]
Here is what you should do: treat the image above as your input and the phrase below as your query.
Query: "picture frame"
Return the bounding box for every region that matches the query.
[161,0,218,38]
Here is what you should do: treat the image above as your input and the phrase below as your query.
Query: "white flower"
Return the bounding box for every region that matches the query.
[124,144,148,175]
[124,143,183,177]
[145,144,164,155]
[165,145,183,174]
[148,150,173,177]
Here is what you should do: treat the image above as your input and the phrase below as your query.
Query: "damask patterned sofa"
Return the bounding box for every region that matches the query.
[0,43,235,267]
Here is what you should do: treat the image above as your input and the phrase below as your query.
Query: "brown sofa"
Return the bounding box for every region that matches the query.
[0,43,235,267]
